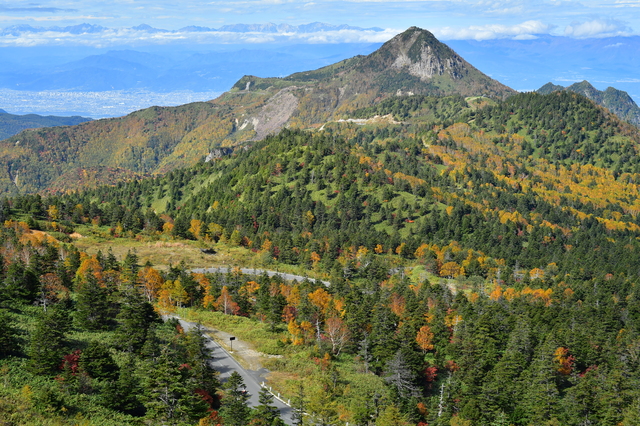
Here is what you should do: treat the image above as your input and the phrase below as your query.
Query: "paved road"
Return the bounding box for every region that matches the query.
[191,266,331,287]
[176,317,295,425]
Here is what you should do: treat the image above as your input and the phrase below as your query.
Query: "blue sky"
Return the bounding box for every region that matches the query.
[0,0,639,46]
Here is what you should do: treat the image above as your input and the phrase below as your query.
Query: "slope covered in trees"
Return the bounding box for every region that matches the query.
[0,219,292,425]
[0,110,91,140]
[4,89,640,424]
[0,78,640,426]
[538,80,640,128]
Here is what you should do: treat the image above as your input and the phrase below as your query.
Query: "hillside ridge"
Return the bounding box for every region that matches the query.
[538,80,640,127]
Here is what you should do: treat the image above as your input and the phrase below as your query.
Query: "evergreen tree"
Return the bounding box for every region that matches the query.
[140,346,208,424]
[219,371,251,426]
[79,341,119,381]
[0,309,19,357]
[116,287,160,352]
[75,273,115,331]
[28,305,69,374]
[518,338,561,425]
[291,382,306,426]
[184,324,219,400]
[99,355,144,415]
[0,261,39,305]
[250,386,286,426]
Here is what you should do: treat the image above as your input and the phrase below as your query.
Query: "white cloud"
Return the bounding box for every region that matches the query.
[0,14,110,22]
[433,20,553,40]
[0,27,400,47]
[564,18,630,37]
[613,0,640,7]
[613,78,640,83]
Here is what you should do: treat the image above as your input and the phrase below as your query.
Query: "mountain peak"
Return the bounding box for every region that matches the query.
[347,26,514,99]
[381,27,462,80]
[537,81,640,127]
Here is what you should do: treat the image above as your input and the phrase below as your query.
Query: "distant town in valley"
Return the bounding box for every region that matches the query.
[0,89,221,118]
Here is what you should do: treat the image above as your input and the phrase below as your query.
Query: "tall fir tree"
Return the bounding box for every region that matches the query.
[116,286,160,352]
[140,345,208,424]
[0,309,19,357]
[28,305,70,374]
[250,386,286,426]
[220,371,251,426]
[75,272,115,331]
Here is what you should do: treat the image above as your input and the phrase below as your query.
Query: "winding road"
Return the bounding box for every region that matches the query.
[190,266,331,287]
[175,316,296,425]
[178,266,333,424]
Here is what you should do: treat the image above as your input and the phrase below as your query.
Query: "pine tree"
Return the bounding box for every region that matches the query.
[219,371,251,426]
[28,305,69,374]
[99,355,143,415]
[518,337,561,425]
[1,261,39,305]
[116,286,160,352]
[250,387,286,426]
[184,324,219,401]
[140,346,208,424]
[79,341,119,381]
[0,309,19,357]
[75,273,114,331]
[291,382,306,426]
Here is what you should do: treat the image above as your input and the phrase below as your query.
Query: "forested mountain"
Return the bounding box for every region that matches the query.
[4,26,640,426]
[0,110,90,140]
[538,80,640,127]
[0,27,513,196]
[3,87,640,425]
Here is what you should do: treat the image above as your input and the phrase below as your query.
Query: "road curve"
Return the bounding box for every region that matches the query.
[176,317,295,425]
[190,266,331,287]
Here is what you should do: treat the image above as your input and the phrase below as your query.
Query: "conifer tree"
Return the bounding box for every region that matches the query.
[220,371,251,426]
[116,286,160,352]
[79,341,119,381]
[140,346,208,424]
[99,355,143,415]
[1,261,39,305]
[184,324,219,400]
[0,309,19,357]
[75,272,114,331]
[28,305,69,374]
[291,382,306,426]
[250,387,285,426]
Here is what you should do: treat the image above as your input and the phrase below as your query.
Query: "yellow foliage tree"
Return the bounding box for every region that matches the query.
[416,325,435,352]
[440,261,463,278]
[189,219,204,240]
[138,265,164,302]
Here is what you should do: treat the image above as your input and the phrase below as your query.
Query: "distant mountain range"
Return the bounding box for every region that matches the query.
[1,26,638,196]
[0,110,90,140]
[538,81,640,127]
[446,36,640,103]
[0,44,383,93]
[0,22,384,36]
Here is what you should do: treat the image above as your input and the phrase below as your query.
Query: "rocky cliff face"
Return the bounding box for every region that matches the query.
[389,29,467,80]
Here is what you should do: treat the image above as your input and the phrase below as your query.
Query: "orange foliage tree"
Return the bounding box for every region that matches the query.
[216,286,240,315]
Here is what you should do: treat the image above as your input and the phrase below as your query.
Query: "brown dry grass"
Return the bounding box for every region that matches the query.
[71,230,260,270]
